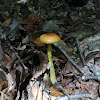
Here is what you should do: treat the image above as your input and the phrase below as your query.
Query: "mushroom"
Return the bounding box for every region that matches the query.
[40,33,60,84]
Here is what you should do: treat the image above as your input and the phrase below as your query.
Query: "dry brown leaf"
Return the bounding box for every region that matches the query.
[81,82,85,89]
[43,73,51,88]
[67,87,72,95]
[2,18,12,27]
[99,84,100,97]
[0,81,6,91]
[56,75,62,82]
[19,16,44,34]
[36,83,42,100]
[0,69,6,83]
[33,38,45,46]
[0,88,14,100]
[3,54,11,65]
[6,73,15,92]
[43,91,57,100]
[62,61,78,74]
[51,86,65,97]
[27,81,39,100]
[2,81,8,90]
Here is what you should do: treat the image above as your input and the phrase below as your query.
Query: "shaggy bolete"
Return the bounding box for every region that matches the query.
[40,33,60,84]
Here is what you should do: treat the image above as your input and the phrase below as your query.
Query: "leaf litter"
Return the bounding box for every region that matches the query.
[0,0,100,100]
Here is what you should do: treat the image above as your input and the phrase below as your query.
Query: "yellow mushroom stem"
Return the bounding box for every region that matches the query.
[47,44,56,84]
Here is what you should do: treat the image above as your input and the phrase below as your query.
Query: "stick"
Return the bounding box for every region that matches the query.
[82,75,100,81]
[54,40,85,75]
[76,38,86,66]
[10,46,28,70]
[55,93,95,100]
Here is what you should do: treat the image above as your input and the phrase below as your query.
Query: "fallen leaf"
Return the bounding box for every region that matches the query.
[43,91,57,100]
[19,16,44,34]
[99,84,100,97]
[3,54,11,65]
[51,86,65,97]
[67,87,72,95]
[2,18,12,27]
[2,81,8,90]
[33,38,45,46]
[0,68,7,84]
[27,81,39,100]
[0,81,5,91]
[36,83,42,100]
[81,82,85,89]
[6,73,15,92]
[43,73,51,88]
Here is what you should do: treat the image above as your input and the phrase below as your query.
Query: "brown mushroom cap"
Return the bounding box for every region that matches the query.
[39,33,60,44]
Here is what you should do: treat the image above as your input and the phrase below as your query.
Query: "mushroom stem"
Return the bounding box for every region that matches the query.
[47,44,56,84]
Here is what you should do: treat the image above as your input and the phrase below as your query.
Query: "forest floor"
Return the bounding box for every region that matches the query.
[0,0,100,100]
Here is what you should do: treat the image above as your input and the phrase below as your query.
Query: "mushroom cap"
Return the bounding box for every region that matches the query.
[39,33,60,44]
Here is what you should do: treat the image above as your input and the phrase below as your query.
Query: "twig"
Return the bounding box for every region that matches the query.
[55,93,94,100]
[10,46,28,70]
[55,63,63,83]
[76,38,86,66]
[0,41,4,66]
[82,75,100,81]
[58,85,71,100]
[70,93,94,99]
[15,54,33,65]
[73,73,81,83]
[53,40,85,75]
